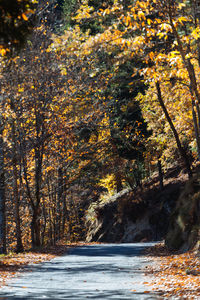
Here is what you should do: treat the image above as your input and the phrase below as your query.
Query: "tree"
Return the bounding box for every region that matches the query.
[70,0,194,177]
[0,0,37,254]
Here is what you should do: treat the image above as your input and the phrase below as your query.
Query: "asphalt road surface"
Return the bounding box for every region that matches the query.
[0,243,160,300]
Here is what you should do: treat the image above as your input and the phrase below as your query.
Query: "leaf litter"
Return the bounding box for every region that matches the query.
[144,242,200,299]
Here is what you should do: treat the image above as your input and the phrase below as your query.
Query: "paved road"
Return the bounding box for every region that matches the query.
[0,243,160,300]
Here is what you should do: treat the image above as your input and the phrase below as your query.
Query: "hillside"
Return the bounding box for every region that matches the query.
[86,165,200,252]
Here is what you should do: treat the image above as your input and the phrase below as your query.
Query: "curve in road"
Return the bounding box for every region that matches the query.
[0,243,159,300]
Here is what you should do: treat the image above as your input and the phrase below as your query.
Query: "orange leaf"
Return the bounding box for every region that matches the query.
[22,13,28,21]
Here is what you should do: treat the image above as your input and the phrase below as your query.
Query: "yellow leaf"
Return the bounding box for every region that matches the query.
[147,19,152,25]
[0,48,7,56]
[191,27,200,40]
[138,10,145,20]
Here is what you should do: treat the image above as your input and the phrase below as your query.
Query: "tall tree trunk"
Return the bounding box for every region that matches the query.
[48,208,53,245]
[31,205,41,248]
[0,122,6,254]
[57,167,63,240]
[155,81,192,179]
[32,108,44,247]
[191,97,200,160]
[33,149,42,248]
[11,120,24,253]
[41,199,47,246]
[62,170,67,236]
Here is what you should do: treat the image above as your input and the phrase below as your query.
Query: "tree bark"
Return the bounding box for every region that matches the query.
[62,170,67,236]
[0,121,6,254]
[157,159,164,190]
[56,167,63,240]
[11,120,24,253]
[31,206,41,248]
[191,97,200,160]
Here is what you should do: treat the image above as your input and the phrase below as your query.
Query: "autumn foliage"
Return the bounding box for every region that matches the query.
[0,0,200,260]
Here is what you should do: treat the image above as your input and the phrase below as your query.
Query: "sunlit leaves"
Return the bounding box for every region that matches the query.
[191,27,200,40]
[148,243,200,299]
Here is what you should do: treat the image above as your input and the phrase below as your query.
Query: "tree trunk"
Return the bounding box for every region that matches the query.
[41,200,47,246]
[62,170,67,236]
[157,159,164,190]
[0,123,6,254]
[155,81,192,178]
[33,108,44,247]
[191,97,200,160]
[56,167,63,240]
[31,206,41,248]
[48,208,53,245]
[11,120,24,253]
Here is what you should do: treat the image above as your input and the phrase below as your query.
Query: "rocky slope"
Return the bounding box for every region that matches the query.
[86,166,200,252]
[85,169,185,243]
[166,173,200,251]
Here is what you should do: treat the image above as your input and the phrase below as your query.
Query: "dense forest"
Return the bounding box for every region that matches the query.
[0,0,200,254]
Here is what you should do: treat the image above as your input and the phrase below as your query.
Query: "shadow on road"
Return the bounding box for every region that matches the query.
[0,289,158,300]
[68,243,155,257]
[0,243,159,300]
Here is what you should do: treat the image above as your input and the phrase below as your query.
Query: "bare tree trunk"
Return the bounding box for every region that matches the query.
[156,81,192,178]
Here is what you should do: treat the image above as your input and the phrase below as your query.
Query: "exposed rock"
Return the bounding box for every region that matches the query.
[86,182,181,243]
[165,174,200,251]
[120,218,152,242]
